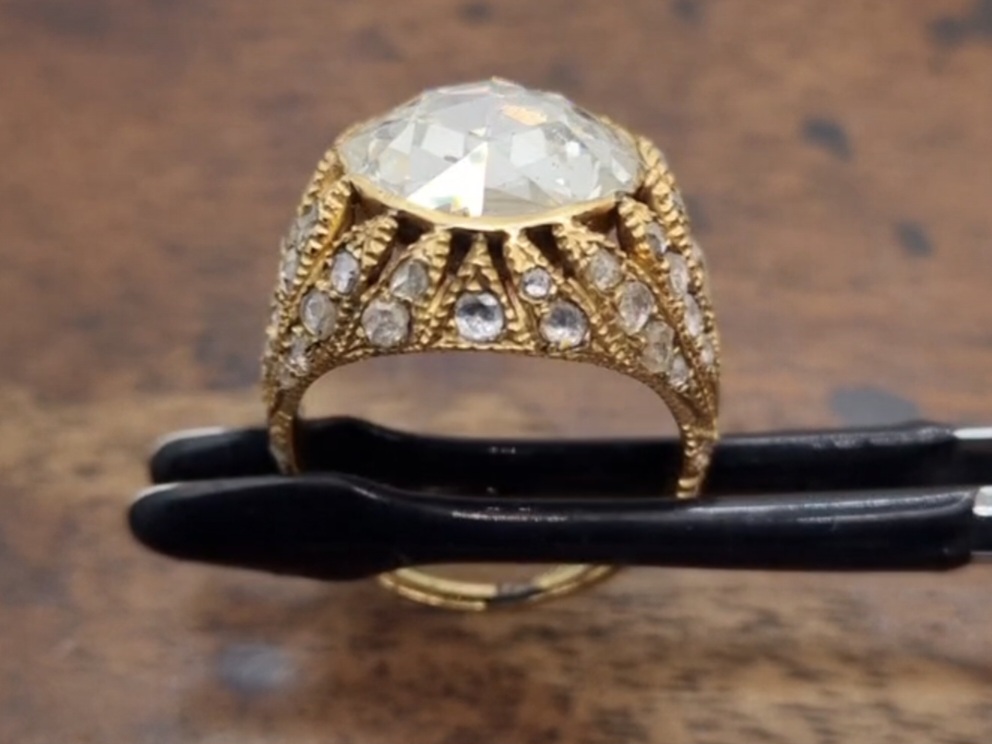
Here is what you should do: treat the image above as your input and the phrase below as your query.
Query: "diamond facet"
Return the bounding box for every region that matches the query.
[330,250,361,295]
[455,291,504,342]
[300,290,337,338]
[618,280,655,334]
[540,300,588,349]
[587,249,621,290]
[521,267,553,299]
[339,79,640,218]
[361,298,410,348]
[390,259,431,301]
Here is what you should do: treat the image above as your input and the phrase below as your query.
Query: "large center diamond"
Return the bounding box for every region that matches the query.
[338,79,640,218]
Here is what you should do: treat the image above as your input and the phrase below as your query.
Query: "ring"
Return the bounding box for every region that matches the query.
[263,78,720,611]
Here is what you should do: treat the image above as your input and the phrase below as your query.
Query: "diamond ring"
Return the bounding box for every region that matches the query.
[264,79,720,610]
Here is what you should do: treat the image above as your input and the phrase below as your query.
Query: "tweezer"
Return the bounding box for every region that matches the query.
[130,418,992,581]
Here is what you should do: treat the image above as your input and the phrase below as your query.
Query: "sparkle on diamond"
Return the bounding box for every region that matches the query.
[339,79,640,218]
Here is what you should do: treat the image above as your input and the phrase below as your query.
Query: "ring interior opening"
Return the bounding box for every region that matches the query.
[300,351,679,584]
[301,351,678,439]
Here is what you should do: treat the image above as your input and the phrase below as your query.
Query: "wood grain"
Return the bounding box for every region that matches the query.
[2,0,992,741]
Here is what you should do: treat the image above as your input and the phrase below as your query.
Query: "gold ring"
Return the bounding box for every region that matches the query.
[263,78,720,611]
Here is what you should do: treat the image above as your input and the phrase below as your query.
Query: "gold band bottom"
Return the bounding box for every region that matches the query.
[378,564,621,611]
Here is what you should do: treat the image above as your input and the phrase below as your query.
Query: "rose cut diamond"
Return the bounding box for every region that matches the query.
[587,249,621,291]
[286,336,309,377]
[455,291,505,342]
[645,223,669,257]
[329,250,361,295]
[669,352,691,388]
[540,300,588,349]
[339,79,640,218]
[683,295,705,337]
[362,298,410,348]
[300,290,337,339]
[280,203,319,290]
[618,280,655,334]
[667,253,690,295]
[521,267,553,299]
[390,259,431,301]
[642,320,675,374]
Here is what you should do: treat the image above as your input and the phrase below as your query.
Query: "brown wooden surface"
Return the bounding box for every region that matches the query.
[2,1,992,741]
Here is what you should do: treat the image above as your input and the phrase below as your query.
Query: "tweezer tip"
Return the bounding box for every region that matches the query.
[152,426,230,454]
[954,426,992,441]
[972,486,992,517]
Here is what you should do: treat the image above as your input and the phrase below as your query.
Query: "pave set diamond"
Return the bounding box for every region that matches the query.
[269,79,716,397]
[625,199,718,391]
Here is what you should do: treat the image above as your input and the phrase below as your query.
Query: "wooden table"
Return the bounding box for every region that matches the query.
[2,1,991,741]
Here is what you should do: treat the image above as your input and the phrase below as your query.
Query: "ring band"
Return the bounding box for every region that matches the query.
[263,79,720,610]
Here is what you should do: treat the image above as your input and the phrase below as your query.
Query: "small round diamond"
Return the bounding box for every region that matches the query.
[540,300,588,349]
[279,204,320,291]
[278,336,310,389]
[287,336,309,376]
[521,267,553,299]
[683,295,704,337]
[286,202,319,251]
[700,336,717,369]
[330,250,361,295]
[361,298,410,348]
[279,250,300,291]
[641,320,675,373]
[587,249,621,290]
[390,259,431,301]
[618,281,655,334]
[455,292,504,342]
[645,223,669,257]
[300,290,337,339]
[669,352,691,389]
[688,238,707,270]
[667,253,691,295]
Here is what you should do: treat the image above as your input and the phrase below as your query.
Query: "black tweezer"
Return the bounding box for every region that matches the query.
[130,417,992,582]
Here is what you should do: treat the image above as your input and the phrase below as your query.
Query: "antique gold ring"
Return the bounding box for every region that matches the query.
[263,79,720,611]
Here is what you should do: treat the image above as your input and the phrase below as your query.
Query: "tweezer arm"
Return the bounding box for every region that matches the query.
[151,418,978,496]
[130,477,979,581]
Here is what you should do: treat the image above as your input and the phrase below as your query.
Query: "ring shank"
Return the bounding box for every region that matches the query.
[379,564,620,611]
[269,393,711,610]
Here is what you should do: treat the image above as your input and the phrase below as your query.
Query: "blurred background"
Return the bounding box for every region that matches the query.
[1,1,991,742]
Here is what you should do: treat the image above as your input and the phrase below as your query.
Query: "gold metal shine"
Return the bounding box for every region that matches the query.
[263,112,720,611]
